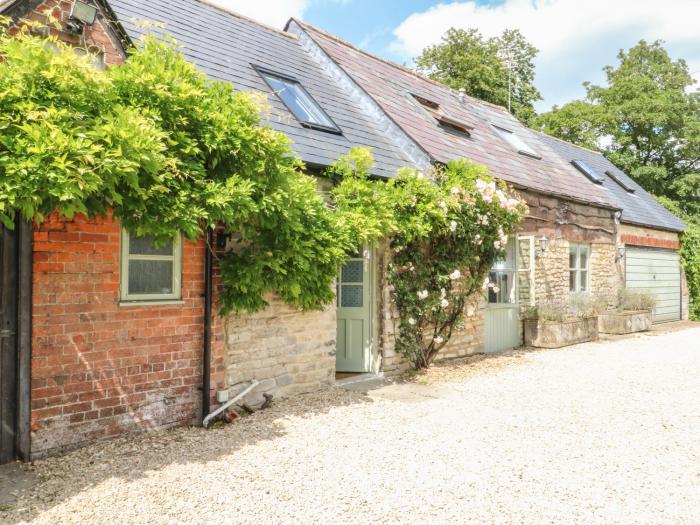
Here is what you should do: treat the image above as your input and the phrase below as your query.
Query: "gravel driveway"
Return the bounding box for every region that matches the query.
[3,325,700,524]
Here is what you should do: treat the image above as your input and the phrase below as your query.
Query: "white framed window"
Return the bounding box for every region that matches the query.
[569,243,590,293]
[120,230,182,302]
[488,238,517,305]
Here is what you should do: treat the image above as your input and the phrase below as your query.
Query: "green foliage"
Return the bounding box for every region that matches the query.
[617,289,655,312]
[523,294,607,322]
[331,151,526,368]
[416,28,541,124]
[0,23,347,314]
[537,39,700,212]
[657,197,700,320]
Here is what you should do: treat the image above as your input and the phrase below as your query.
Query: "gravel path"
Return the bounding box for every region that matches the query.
[3,326,700,524]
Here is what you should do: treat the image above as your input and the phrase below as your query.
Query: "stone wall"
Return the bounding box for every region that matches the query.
[375,244,485,377]
[224,295,336,406]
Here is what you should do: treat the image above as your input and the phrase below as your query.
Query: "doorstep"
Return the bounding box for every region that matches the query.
[335,372,386,392]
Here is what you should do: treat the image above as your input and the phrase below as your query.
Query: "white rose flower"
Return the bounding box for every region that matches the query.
[408,317,416,326]
[449,270,461,280]
[441,298,449,308]
[449,220,457,232]
[467,306,475,317]
[493,286,500,293]
[440,288,446,299]
[451,187,460,195]
[417,290,429,300]
[439,200,447,211]
[434,336,444,345]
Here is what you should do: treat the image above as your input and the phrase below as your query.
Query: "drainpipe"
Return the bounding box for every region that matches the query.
[202,228,213,424]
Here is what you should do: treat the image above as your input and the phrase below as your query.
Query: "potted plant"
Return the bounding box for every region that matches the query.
[523,294,602,348]
[597,289,654,335]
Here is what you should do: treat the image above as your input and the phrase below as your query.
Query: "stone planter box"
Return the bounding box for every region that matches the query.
[523,317,598,349]
[597,310,652,335]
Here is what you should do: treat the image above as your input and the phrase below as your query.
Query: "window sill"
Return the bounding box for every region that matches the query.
[118,300,185,307]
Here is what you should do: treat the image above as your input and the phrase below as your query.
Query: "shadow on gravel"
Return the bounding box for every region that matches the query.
[0,387,373,523]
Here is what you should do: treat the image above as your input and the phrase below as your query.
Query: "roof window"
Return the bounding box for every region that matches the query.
[571,159,605,184]
[605,170,636,193]
[493,126,540,159]
[256,67,341,134]
[411,93,472,137]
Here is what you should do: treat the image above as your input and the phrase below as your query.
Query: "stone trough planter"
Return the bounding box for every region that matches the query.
[597,310,652,335]
[523,317,599,349]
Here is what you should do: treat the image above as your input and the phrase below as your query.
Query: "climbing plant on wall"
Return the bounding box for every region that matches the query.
[330,149,526,369]
[0,19,349,315]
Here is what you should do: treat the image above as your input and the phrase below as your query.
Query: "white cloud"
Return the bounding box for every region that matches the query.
[391,0,700,109]
[206,0,311,28]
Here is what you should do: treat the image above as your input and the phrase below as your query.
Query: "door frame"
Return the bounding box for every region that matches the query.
[0,220,32,463]
[17,220,32,461]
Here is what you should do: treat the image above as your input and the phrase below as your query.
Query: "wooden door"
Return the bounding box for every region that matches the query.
[0,224,18,464]
[336,248,371,372]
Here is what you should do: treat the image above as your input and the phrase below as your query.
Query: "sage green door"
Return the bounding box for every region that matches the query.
[484,238,521,353]
[336,249,371,372]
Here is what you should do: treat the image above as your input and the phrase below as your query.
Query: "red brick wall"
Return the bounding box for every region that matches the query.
[6,0,125,66]
[31,213,225,456]
[621,234,680,250]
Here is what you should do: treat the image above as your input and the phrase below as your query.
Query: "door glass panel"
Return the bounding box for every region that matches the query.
[341,260,363,283]
[341,284,363,307]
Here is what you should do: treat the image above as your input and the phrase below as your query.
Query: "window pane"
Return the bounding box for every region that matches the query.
[493,126,538,157]
[341,285,363,307]
[341,260,363,283]
[264,74,334,128]
[579,271,588,292]
[569,270,577,292]
[128,260,174,295]
[129,235,173,256]
[569,249,577,270]
[579,249,588,271]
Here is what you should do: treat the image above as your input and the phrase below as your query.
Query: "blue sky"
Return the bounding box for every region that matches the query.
[217,1,700,112]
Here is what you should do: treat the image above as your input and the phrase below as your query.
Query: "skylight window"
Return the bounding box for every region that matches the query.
[411,93,472,137]
[493,126,540,159]
[257,67,340,134]
[571,160,605,184]
[605,170,636,193]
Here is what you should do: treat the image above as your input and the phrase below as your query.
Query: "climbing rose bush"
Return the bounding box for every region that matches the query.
[331,149,526,369]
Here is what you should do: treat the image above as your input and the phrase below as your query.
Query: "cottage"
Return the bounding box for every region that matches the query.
[0,0,688,464]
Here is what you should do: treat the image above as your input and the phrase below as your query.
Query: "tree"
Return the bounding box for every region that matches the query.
[416,28,542,124]
[536,40,700,205]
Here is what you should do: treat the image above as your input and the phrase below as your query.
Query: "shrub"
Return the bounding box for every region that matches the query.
[617,289,655,312]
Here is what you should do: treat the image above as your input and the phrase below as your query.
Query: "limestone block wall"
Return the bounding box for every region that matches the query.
[224,294,336,406]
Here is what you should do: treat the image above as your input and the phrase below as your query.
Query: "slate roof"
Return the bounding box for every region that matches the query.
[292,20,618,210]
[105,0,415,178]
[536,133,686,232]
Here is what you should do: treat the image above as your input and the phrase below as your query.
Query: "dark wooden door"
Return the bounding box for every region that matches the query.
[0,224,18,464]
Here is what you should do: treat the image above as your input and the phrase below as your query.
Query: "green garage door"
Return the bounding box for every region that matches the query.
[625,247,681,323]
